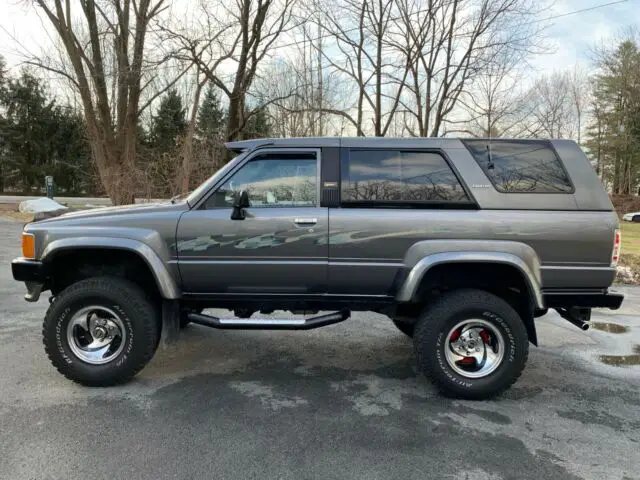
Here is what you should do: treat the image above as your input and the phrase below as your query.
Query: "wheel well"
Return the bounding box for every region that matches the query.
[408,262,537,345]
[46,248,160,302]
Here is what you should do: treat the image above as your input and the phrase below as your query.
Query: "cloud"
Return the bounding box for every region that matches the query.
[530,0,639,75]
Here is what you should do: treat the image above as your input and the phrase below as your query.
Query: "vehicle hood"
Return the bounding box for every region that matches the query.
[32,201,188,224]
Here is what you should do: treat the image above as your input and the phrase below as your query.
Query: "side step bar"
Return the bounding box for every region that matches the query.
[187,310,351,330]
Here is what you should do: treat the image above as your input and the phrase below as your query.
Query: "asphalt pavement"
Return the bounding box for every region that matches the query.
[1,218,639,480]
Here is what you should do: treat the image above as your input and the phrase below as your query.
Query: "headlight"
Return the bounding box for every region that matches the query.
[22,232,35,259]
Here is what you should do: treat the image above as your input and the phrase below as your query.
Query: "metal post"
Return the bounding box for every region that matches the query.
[45,176,54,199]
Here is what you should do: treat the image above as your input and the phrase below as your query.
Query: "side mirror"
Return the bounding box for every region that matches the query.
[231,190,250,220]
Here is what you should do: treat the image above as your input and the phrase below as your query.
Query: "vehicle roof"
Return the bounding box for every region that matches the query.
[225,137,466,152]
[225,137,563,152]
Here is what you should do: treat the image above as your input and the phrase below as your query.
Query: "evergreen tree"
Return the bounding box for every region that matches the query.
[0,71,91,194]
[586,40,640,194]
[1,72,55,192]
[0,55,6,92]
[197,85,225,143]
[150,88,187,153]
[0,56,7,192]
[49,107,92,194]
[244,108,272,139]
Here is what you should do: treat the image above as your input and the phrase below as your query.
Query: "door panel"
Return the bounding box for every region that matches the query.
[177,207,328,293]
[177,150,328,293]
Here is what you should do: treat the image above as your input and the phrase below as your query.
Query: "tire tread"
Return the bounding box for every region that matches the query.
[42,276,159,386]
[413,289,529,400]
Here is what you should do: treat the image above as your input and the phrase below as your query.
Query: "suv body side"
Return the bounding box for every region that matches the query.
[328,138,617,301]
[14,136,618,312]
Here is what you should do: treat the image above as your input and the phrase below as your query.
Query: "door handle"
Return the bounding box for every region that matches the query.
[294,217,317,225]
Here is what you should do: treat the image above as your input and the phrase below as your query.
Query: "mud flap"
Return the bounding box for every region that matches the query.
[160,300,180,349]
[522,305,538,346]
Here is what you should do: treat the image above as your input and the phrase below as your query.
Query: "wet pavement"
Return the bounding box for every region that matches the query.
[1,218,639,480]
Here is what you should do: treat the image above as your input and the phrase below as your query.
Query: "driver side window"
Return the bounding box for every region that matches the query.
[204,152,318,209]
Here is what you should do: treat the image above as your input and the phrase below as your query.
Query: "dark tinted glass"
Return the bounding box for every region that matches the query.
[463,140,573,193]
[342,150,469,203]
[205,154,317,208]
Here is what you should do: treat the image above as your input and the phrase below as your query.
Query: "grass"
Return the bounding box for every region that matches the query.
[618,222,640,284]
[2,211,34,222]
[0,204,33,222]
[621,222,640,256]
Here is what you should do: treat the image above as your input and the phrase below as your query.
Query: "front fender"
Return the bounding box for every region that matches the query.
[41,237,181,300]
[396,241,544,309]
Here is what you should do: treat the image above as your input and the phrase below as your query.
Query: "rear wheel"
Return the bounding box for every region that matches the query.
[42,276,160,386]
[413,289,528,400]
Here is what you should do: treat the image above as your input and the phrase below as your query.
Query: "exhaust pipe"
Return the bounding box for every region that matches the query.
[556,307,590,331]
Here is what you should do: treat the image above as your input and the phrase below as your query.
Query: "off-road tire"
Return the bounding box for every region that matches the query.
[43,276,160,386]
[413,289,529,400]
[391,318,415,338]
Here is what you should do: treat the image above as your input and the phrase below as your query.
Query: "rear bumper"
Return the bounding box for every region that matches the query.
[11,258,46,302]
[543,289,624,310]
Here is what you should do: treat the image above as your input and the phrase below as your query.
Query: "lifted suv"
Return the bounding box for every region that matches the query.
[12,137,623,399]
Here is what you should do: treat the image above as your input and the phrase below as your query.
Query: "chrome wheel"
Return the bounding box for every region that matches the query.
[444,319,505,379]
[66,306,127,365]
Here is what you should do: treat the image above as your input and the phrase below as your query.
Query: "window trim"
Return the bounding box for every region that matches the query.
[461,139,576,195]
[196,148,322,210]
[339,147,477,208]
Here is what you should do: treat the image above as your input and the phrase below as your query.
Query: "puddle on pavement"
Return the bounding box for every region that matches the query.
[599,345,640,366]
[590,322,629,334]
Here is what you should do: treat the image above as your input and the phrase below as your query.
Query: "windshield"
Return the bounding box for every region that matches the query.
[185,151,249,206]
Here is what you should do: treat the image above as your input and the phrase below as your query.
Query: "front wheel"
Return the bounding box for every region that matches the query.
[42,276,160,386]
[413,289,529,400]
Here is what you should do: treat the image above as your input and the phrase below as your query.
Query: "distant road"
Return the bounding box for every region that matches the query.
[0,195,163,206]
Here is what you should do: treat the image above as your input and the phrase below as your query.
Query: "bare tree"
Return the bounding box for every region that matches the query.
[260,25,350,137]
[30,0,182,204]
[311,0,406,136]
[453,48,533,137]
[393,0,543,137]
[569,65,589,144]
[166,0,297,146]
[523,70,586,140]
[180,72,208,194]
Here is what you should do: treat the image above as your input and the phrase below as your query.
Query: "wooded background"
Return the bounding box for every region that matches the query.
[0,0,638,203]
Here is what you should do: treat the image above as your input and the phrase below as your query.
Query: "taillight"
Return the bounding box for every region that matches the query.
[612,229,621,266]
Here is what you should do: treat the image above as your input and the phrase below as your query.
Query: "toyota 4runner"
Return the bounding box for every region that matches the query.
[11,137,624,399]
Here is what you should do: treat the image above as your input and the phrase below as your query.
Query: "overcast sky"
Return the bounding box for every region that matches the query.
[1,0,638,81]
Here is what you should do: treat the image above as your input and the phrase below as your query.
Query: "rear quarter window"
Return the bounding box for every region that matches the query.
[462,140,573,193]
[341,149,471,205]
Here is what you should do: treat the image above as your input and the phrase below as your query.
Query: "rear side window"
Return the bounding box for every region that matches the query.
[462,140,573,193]
[341,150,470,204]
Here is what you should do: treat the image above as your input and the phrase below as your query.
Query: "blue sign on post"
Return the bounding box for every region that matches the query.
[45,176,54,199]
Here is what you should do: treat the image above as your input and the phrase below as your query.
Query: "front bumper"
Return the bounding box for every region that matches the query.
[11,258,46,302]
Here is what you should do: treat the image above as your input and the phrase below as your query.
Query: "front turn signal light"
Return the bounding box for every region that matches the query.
[22,233,35,259]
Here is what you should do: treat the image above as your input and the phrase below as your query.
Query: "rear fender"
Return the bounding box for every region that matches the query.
[396,240,544,310]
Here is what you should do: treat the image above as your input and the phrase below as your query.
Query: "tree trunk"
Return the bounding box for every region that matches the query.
[613,155,621,194]
[182,81,205,194]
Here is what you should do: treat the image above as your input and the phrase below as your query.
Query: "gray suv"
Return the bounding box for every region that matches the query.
[11,137,623,399]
